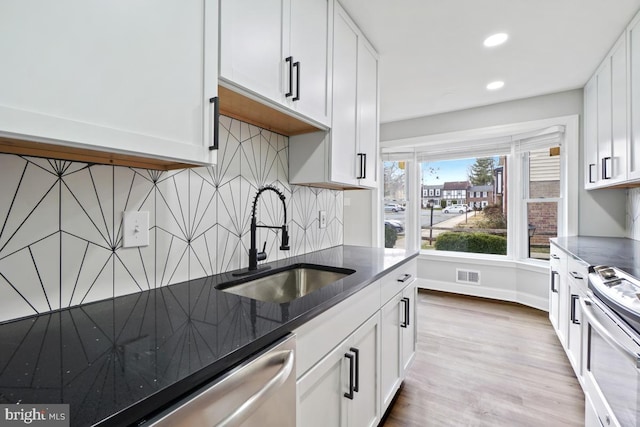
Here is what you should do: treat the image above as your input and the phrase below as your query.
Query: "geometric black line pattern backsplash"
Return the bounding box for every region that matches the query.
[0,115,343,323]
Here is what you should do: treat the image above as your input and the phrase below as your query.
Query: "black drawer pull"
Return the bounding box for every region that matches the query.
[397,274,411,283]
[569,271,583,280]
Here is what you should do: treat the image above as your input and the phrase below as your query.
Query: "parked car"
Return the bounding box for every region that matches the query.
[443,204,471,214]
[384,203,404,212]
[385,219,404,234]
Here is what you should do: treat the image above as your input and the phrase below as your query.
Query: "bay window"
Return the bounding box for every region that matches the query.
[382,122,571,262]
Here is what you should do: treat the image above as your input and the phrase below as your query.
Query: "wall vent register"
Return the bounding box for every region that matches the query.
[456,269,480,284]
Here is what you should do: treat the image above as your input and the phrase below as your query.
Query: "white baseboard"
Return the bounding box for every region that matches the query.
[417,278,548,312]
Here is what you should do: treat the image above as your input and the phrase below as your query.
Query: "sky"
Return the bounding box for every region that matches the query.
[421,156,499,185]
[421,158,474,185]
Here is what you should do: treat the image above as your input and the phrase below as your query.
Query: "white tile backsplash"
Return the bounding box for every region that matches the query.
[0,116,343,322]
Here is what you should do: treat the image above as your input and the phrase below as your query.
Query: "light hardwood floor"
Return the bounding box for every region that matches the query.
[381,290,584,427]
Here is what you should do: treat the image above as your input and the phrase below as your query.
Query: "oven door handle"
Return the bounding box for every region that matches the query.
[580,298,640,369]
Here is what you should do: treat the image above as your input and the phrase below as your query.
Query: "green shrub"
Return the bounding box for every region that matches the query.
[478,204,507,229]
[384,224,398,248]
[434,231,507,255]
[385,224,398,248]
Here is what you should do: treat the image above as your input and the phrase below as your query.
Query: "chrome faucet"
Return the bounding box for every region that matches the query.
[234,185,290,276]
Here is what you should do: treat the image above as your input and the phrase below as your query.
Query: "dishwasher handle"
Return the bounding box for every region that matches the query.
[148,347,295,427]
[218,349,295,427]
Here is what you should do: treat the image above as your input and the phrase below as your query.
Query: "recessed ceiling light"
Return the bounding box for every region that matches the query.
[486,81,505,90]
[484,33,509,47]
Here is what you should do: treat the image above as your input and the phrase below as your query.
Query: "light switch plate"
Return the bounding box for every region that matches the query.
[319,210,327,229]
[123,211,149,248]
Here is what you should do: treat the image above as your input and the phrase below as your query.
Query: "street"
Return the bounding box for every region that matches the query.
[385,208,477,230]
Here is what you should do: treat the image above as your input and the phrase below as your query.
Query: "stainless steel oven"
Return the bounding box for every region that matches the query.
[584,266,640,427]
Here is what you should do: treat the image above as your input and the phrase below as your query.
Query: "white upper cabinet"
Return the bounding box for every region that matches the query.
[629,12,640,181]
[289,2,379,189]
[583,31,628,188]
[219,0,331,127]
[356,39,379,188]
[287,0,332,124]
[220,0,285,104]
[584,76,599,188]
[330,5,360,186]
[0,0,218,167]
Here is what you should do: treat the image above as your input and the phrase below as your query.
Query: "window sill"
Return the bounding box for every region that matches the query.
[419,250,549,272]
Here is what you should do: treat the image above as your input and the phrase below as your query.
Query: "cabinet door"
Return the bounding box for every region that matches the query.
[356,39,379,188]
[330,4,358,186]
[629,14,640,181]
[597,59,613,184]
[566,278,583,380]
[380,294,402,413]
[610,35,628,184]
[401,281,417,374]
[220,0,284,103]
[584,75,599,188]
[297,340,349,427]
[549,246,564,337]
[288,0,331,126]
[0,0,216,165]
[348,314,380,427]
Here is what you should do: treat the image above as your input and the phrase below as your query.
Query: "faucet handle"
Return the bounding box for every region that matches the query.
[280,225,290,251]
[256,241,267,262]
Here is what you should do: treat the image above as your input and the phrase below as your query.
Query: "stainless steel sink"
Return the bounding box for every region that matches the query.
[217,264,355,303]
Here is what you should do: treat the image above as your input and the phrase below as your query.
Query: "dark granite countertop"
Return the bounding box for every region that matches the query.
[0,245,417,427]
[552,236,640,277]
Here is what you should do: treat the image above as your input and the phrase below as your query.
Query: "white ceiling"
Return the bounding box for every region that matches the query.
[338,0,640,124]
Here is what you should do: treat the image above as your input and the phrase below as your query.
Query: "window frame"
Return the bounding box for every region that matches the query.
[380,115,579,264]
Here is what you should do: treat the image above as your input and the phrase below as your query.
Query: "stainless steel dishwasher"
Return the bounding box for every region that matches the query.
[148,334,296,427]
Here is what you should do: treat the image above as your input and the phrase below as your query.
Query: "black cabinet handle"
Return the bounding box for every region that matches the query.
[285,56,294,98]
[550,254,560,260]
[569,271,583,280]
[344,352,354,399]
[403,297,410,326]
[400,297,410,328]
[397,273,412,283]
[362,153,367,179]
[209,97,219,150]
[349,347,359,392]
[356,153,364,179]
[571,294,580,325]
[551,271,559,293]
[588,163,596,183]
[602,157,612,180]
[293,61,300,101]
[356,153,367,179]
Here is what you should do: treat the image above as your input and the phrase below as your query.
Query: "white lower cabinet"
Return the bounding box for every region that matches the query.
[295,258,417,427]
[297,313,380,427]
[566,258,588,384]
[549,245,568,345]
[380,278,416,413]
[585,395,604,427]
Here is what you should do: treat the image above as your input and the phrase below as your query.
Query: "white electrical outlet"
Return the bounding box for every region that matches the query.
[123,211,149,248]
[319,210,327,229]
